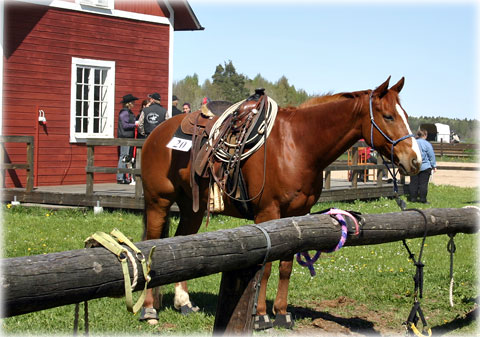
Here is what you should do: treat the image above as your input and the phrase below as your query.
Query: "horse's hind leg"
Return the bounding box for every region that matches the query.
[141,198,172,324]
[172,193,205,314]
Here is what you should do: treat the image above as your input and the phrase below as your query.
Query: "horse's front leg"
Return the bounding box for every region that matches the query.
[253,208,280,330]
[272,257,294,329]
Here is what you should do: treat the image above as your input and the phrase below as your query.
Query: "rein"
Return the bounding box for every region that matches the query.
[368,90,414,194]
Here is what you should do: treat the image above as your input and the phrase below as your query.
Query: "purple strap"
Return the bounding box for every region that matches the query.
[296,210,352,276]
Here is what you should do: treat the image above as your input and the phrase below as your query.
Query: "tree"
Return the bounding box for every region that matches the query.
[211,61,249,102]
[173,74,203,110]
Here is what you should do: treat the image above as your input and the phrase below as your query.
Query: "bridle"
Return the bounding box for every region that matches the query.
[368,90,414,194]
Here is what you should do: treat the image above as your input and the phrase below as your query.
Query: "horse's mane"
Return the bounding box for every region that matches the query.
[298,90,369,109]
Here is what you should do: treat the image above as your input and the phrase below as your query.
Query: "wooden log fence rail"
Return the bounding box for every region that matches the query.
[85,138,145,199]
[3,207,478,334]
[0,135,34,192]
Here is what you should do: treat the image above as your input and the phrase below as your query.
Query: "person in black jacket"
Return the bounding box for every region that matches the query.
[171,95,183,116]
[142,92,167,137]
[117,94,138,184]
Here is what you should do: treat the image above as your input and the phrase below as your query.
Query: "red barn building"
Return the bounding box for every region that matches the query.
[2,0,202,188]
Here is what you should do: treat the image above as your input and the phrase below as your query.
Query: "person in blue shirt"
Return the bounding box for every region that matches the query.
[409,129,437,203]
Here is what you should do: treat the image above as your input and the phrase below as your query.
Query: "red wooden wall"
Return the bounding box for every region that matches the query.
[3,1,171,187]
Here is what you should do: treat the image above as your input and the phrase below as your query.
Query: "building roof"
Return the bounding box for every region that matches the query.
[167,0,204,31]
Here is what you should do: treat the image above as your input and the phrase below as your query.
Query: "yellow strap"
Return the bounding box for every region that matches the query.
[111,228,142,255]
[410,323,432,337]
[110,229,156,313]
[85,230,155,314]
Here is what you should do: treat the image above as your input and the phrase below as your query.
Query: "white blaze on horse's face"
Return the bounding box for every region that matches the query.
[395,103,422,169]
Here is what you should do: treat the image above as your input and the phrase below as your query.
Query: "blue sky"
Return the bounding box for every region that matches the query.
[173,0,478,120]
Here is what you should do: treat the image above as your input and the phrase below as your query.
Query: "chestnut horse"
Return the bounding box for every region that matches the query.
[140,77,421,328]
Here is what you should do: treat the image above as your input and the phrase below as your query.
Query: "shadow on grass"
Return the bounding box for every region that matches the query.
[289,304,380,335]
[431,297,478,336]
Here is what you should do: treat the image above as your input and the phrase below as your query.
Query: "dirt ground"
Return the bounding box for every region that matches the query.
[428,161,479,188]
[331,161,479,189]
[281,296,478,336]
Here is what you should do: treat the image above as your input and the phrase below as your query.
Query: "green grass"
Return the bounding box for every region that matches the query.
[1,184,478,336]
[437,155,477,163]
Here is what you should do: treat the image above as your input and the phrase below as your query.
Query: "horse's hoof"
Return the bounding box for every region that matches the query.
[273,312,294,329]
[177,303,200,315]
[253,314,273,330]
[139,307,159,325]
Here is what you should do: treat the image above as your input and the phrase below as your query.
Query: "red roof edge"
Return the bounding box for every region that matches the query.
[167,0,204,31]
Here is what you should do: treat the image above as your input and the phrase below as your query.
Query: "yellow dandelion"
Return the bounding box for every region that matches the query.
[7,204,12,209]
[42,244,46,247]
[27,248,31,251]
[400,268,404,272]
[46,213,50,217]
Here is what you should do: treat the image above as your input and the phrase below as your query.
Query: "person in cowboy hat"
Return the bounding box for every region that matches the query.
[139,92,167,137]
[117,93,138,184]
[171,95,183,116]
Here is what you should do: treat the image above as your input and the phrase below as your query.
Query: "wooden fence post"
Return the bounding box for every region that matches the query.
[86,144,94,196]
[213,265,263,335]
[26,138,34,192]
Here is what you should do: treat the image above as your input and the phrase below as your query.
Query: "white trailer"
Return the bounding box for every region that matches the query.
[419,123,451,143]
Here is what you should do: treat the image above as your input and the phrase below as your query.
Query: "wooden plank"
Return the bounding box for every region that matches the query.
[3,207,478,317]
[85,166,141,175]
[86,145,94,196]
[1,183,404,210]
[86,139,145,147]
[0,135,34,143]
[1,189,143,210]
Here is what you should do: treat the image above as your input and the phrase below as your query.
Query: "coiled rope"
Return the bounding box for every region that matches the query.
[208,97,278,162]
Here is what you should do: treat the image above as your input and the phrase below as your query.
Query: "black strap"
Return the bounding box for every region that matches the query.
[251,225,272,316]
[401,208,430,335]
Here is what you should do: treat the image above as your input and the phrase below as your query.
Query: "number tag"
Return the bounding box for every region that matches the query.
[166,137,192,152]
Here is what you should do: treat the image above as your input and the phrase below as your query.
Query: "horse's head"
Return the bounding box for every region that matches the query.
[362,77,421,176]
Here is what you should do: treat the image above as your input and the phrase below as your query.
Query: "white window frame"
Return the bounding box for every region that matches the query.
[70,57,116,143]
[77,0,114,10]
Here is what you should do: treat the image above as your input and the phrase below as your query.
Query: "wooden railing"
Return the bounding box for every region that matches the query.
[85,138,145,199]
[85,139,400,198]
[432,141,478,157]
[324,142,404,190]
[0,136,34,192]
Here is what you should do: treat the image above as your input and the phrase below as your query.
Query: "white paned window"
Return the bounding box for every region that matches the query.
[70,58,115,142]
[77,0,114,10]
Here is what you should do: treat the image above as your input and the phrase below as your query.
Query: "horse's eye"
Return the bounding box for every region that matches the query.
[383,115,394,121]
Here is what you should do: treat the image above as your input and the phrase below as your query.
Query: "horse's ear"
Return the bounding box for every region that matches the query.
[390,77,405,94]
[373,76,391,98]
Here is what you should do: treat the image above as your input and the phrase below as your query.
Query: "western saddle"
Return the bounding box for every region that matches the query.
[176,89,275,217]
